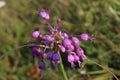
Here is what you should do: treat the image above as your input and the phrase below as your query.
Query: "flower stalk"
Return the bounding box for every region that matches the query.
[58,51,68,80]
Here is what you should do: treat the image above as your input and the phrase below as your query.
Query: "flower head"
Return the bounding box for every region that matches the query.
[28,9,93,76]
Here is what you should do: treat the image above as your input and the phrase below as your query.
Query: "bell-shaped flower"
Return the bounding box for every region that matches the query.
[76,47,87,60]
[67,54,75,68]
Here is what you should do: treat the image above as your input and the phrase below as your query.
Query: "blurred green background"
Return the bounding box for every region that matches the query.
[0,0,120,80]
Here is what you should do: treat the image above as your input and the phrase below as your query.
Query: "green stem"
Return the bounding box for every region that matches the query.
[79,60,86,71]
[58,51,68,80]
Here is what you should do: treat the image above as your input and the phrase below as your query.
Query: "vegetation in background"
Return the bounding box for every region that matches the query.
[0,0,120,80]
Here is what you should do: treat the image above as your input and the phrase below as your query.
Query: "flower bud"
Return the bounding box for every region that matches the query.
[42,53,47,59]
[39,9,50,21]
[32,31,40,38]
[80,34,89,41]
[57,18,61,26]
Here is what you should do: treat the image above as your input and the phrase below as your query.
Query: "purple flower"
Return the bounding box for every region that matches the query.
[32,47,41,54]
[38,60,45,76]
[42,53,47,59]
[60,45,66,53]
[76,48,87,60]
[47,51,54,60]
[32,31,40,38]
[46,35,54,43]
[47,51,54,67]
[39,34,46,40]
[39,60,45,69]
[73,54,81,67]
[31,47,41,60]
[28,9,93,76]
[52,53,60,67]
[80,33,89,41]
[63,39,71,48]
[39,9,50,21]
[67,54,75,68]
[67,44,74,51]
[52,53,60,61]
[57,18,61,26]
[55,60,60,67]
[63,33,69,39]
[72,37,80,47]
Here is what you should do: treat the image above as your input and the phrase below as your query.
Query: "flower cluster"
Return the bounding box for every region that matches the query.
[28,9,93,76]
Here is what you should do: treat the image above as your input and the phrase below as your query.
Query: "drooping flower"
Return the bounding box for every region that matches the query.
[72,37,80,47]
[67,44,74,51]
[60,45,66,53]
[39,60,45,69]
[52,53,60,67]
[73,54,81,67]
[67,54,75,68]
[47,51,54,60]
[52,53,60,61]
[76,47,87,60]
[63,39,71,48]
[38,60,45,76]
[47,51,54,67]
